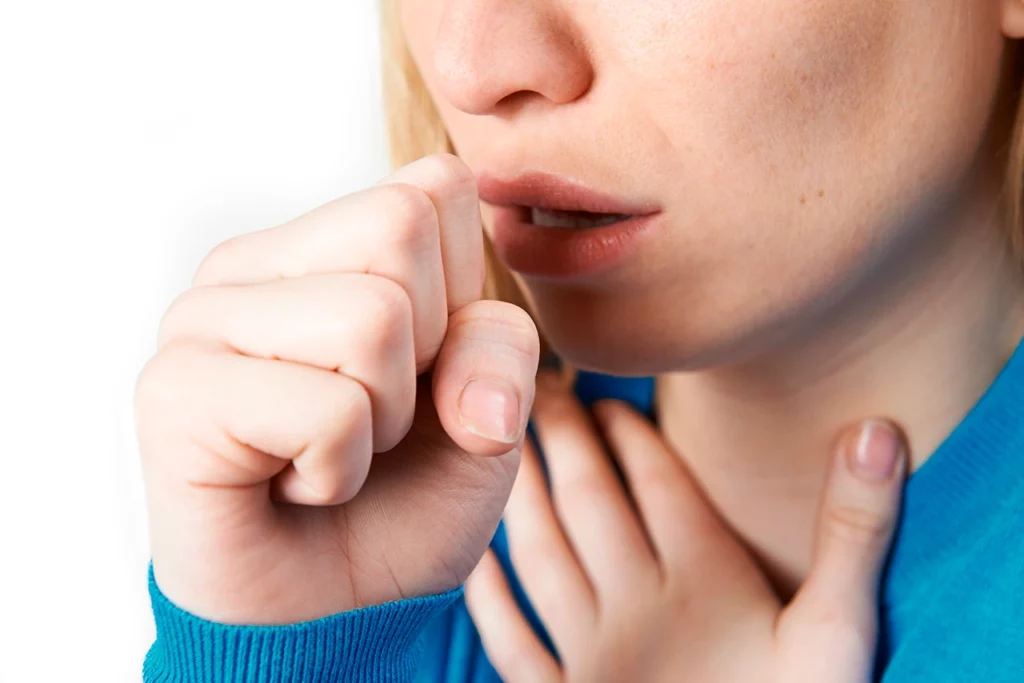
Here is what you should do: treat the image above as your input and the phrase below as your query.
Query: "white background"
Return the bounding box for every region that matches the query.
[0,2,389,680]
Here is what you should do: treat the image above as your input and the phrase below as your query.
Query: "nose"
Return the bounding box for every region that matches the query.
[431,0,594,116]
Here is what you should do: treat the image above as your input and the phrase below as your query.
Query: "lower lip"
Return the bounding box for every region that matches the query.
[489,207,660,278]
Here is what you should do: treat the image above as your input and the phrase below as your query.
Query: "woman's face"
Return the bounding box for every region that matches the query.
[399,1,1016,373]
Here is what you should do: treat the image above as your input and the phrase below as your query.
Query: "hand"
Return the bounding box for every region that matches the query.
[465,371,906,683]
[136,153,540,624]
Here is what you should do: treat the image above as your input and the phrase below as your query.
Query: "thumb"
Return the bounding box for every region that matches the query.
[781,419,907,680]
[432,298,540,456]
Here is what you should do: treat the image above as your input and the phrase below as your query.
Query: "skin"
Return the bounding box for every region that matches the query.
[465,376,906,683]
[141,157,540,623]
[135,0,1024,679]
[403,0,1016,370]
[139,155,904,681]
[400,0,1024,590]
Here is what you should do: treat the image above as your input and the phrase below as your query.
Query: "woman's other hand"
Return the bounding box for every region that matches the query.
[136,153,540,624]
[466,370,906,683]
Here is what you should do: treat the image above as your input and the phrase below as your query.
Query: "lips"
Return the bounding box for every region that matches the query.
[476,172,658,217]
[476,172,662,278]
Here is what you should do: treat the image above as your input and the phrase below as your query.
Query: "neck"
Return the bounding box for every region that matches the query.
[654,194,1024,596]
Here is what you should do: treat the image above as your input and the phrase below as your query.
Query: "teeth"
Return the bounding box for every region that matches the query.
[530,207,630,229]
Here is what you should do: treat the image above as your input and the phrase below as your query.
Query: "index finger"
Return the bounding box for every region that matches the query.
[383,153,486,313]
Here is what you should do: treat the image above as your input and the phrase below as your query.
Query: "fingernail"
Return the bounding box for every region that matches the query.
[458,378,521,443]
[849,420,901,482]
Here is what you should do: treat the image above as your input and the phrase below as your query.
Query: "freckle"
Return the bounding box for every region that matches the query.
[771,51,777,59]
[800,73,808,83]
[800,194,807,205]
[818,190,825,198]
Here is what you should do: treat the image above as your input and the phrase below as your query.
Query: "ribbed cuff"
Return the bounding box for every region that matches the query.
[144,566,463,683]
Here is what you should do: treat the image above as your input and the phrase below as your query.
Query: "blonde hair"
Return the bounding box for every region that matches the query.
[380,1,523,309]
[380,4,1024,300]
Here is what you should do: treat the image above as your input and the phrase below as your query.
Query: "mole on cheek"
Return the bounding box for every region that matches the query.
[798,190,826,205]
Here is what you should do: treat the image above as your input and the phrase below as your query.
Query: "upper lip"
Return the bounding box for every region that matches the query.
[476,172,660,216]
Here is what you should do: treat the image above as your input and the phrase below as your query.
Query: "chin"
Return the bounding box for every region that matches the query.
[525,279,805,376]
[540,314,798,378]
[544,334,667,376]
[528,293,721,376]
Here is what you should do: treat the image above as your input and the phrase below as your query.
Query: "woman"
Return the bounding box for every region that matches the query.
[138,2,1024,681]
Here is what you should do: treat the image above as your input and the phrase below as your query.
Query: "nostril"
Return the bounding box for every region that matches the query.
[494,90,546,114]
[429,4,594,116]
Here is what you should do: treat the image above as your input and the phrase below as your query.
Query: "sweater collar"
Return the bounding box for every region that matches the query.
[882,337,1024,601]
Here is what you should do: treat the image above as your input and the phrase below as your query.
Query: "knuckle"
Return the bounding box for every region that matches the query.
[823,504,889,545]
[496,648,547,682]
[134,340,202,420]
[156,287,203,348]
[375,182,439,250]
[494,301,540,342]
[313,382,372,500]
[325,365,372,415]
[319,378,364,428]
[662,578,696,613]
[134,356,167,419]
[307,463,363,506]
[487,644,526,681]
[556,476,610,516]
[194,234,245,286]
[630,467,679,504]
[417,152,477,197]
[296,471,342,506]
[449,301,540,357]
[512,545,566,608]
[798,606,874,653]
[358,276,413,344]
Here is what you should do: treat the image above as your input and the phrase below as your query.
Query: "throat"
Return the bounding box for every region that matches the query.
[656,393,825,596]
[652,313,1023,599]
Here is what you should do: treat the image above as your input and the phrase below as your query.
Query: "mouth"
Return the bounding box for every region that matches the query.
[476,171,659,227]
[527,207,634,229]
[475,172,662,278]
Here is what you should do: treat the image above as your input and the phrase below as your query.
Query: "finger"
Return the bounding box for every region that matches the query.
[382,153,486,313]
[590,399,696,563]
[781,420,906,681]
[465,549,562,683]
[158,273,416,453]
[504,436,596,654]
[192,181,447,371]
[531,372,657,594]
[137,339,373,507]
[591,399,771,601]
[431,299,540,456]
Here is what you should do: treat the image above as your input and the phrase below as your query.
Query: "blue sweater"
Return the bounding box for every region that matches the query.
[145,343,1024,682]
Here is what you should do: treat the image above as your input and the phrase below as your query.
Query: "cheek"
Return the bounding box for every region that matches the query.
[536,2,1004,371]
[625,1,899,187]
[582,2,906,320]
[632,1,1000,278]
[711,2,899,156]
